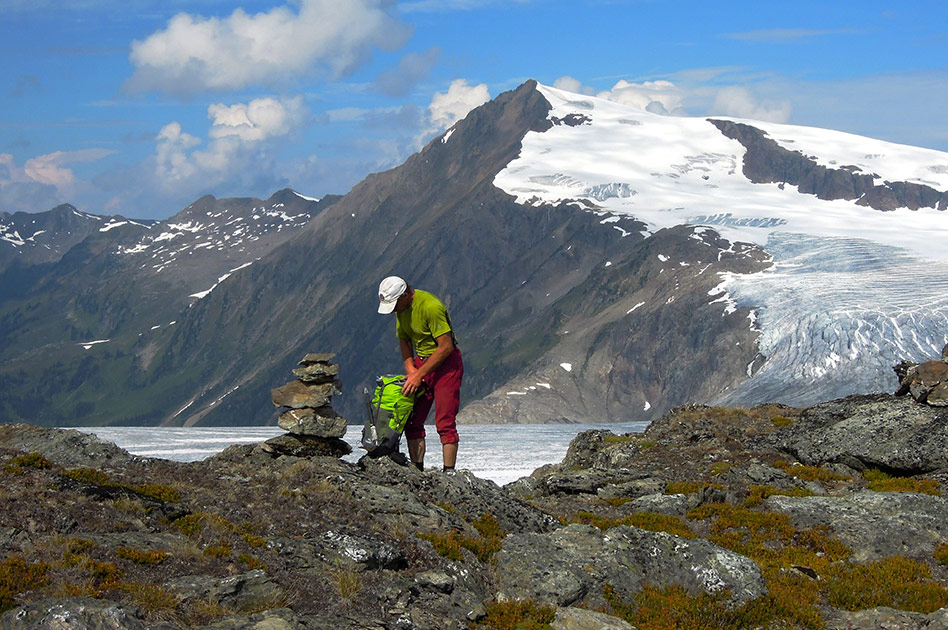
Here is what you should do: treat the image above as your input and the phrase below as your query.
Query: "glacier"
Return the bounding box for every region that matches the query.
[494,83,948,407]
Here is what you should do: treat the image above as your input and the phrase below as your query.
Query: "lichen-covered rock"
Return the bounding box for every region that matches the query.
[494,523,766,609]
[0,597,152,629]
[292,356,340,383]
[822,605,948,630]
[763,393,948,473]
[0,424,136,470]
[261,433,351,457]
[270,379,341,409]
[277,406,346,438]
[764,490,948,562]
[552,606,637,630]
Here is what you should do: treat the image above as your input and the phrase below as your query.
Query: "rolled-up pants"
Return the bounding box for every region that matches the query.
[405,348,463,444]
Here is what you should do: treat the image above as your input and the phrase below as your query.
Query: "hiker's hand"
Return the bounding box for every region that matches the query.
[403,372,423,396]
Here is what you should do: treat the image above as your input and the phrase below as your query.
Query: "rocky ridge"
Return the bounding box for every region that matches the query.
[2,349,948,628]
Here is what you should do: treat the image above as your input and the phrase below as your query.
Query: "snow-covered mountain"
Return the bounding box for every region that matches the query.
[462,83,948,420]
[2,80,946,428]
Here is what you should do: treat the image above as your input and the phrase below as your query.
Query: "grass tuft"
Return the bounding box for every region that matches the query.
[863,469,941,496]
[0,556,50,613]
[473,599,556,630]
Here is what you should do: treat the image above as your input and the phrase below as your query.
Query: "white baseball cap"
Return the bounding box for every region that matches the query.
[377,276,407,314]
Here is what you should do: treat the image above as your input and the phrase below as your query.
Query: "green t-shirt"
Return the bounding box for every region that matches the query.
[396,290,455,358]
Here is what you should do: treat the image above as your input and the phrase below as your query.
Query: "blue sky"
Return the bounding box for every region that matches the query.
[1,0,946,219]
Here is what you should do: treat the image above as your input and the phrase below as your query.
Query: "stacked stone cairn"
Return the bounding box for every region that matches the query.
[264,353,352,457]
[893,342,948,406]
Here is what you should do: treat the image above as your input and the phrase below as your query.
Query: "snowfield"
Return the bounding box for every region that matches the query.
[494,83,948,406]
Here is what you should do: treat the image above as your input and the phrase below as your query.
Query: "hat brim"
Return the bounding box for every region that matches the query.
[378,300,397,314]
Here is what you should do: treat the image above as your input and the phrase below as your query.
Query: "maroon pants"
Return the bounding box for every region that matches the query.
[405,348,463,444]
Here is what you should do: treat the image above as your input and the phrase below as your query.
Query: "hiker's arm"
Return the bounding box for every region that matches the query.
[400,338,416,375]
[403,333,453,396]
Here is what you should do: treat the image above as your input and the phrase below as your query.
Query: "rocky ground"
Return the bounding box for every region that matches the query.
[2,353,948,629]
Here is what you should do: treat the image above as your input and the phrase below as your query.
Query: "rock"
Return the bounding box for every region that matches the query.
[893,344,948,406]
[0,424,136,470]
[262,433,351,457]
[298,352,336,365]
[196,608,307,630]
[619,492,696,518]
[822,606,938,630]
[494,524,765,609]
[270,380,341,409]
[292,362,340,383]
[541,468,656,496]
[277,406,346,438]
[323,529,406,570]
[0,597,152,629]
[764,490,948,562]
[415,571,455,593]
[552,607,636,630]
[764,393,948,473]
[166,570,284,612]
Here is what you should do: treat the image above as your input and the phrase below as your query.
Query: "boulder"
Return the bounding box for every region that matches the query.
[270,380,341,409]
[893,343,948,406]
[494,524,766,609]
[823,606,948,630]
[552,607,636,630]
[763,393,948,474]
[0,597,152,629]
[277,406,346,438]
[261,433,351,458]
[764,490,948,562]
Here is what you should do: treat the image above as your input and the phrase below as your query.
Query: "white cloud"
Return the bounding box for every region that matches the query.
[428,78,490,130]
[127,0,411,95]
[597,79,686,116]
[21,149,115,187]
[0,151,115,213]
[552,76,595,96]
[154,96,309,191]
[554,73,790,122]
[712,86,791,122]
[208,96,307,142]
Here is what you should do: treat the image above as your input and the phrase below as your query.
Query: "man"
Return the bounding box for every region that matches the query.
[377,276,463,472]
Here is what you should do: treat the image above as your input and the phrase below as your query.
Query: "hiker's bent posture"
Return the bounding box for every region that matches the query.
[377,276,463,472]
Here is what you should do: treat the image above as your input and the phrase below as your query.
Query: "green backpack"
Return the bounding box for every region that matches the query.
[361,375,417,457]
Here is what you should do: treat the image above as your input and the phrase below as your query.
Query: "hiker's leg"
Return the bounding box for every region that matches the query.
[442,441,457,469]
[407,438,426,469]
[432,349,463,468]
[405,384,433,469]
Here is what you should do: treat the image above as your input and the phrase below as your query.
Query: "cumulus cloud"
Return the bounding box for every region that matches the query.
[127,0,411,95]
[375,47,441,96]
[552,75,596,96]
[154,96,309,192]
[22,149,114,187]
[553,74,790,122]
[428,78,490,130]
[712,86,791,122]
[597,79,686,115]
[0,151,115,213]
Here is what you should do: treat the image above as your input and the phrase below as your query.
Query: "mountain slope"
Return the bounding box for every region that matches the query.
[0,190,336,425]
[2,80,947,428]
